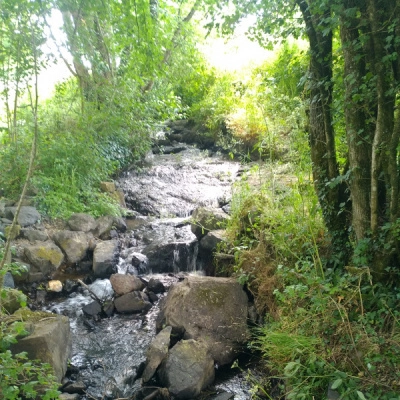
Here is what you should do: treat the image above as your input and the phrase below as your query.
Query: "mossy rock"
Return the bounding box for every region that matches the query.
[1,288,26,314]
[24,242,65,276]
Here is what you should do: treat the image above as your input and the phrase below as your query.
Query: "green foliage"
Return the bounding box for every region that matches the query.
[188,42,308,161]
[0,349,60,399]
[254,263,400,399]
[224,160,400,398]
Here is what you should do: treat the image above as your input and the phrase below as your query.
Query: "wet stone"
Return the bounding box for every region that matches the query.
[62,379,86,394]
[110,273,144,295]
[147,278,166,294]
[82,301,102,317]
[114,291,152,313]
[3,272,14,288]
[147,291,159,303]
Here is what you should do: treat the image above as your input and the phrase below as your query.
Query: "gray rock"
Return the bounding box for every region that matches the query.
[82,301,102,317]
[24,241,64,276]
[67,213,96,232]
[158,339,215,399]
[3,271,15,288]
[131,252,148,271]
[4,206,41,227]
[93,240,119,278]
[114,291,152,313]
[147,278,165,294]
[103,299,115,317]
[21,228,48,242]
[53,230,90,264]
[199,229,227,252]
[142,326,172,383]
[112,216,127,232]
[191,207,230,240]
[110,273,144,295]
[11,312,71,382]
[62,380,86,394]
[157,276,249,365]
[92,215,114,239]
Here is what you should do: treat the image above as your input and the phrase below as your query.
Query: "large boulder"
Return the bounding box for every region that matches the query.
[24,241,64,278]
[92,240,119,278]
[114,291,152,313]
[142,326,172,383]
[11,310,71,382]
[53,230,90,264]
[4,206,41,227]
[158,339,215,399]
[110,273,144,295]
[191,207,229,240]
[157,276,249,365]
[67,213,97,233]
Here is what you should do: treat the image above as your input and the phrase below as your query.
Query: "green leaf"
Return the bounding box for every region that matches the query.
[331,378,342,390]
[357,391,367,400]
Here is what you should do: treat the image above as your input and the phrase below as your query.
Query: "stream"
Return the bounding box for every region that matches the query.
[46,144,257,399]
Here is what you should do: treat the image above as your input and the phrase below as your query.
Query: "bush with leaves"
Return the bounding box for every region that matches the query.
[223,164,400,399]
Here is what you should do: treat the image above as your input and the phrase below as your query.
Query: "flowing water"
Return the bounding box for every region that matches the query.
[46,144,256,399]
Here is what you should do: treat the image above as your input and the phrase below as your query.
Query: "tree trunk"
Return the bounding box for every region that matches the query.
[340,0,372,242]
[297,0,350,263]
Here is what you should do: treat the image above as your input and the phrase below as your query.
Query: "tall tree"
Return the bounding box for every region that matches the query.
[49,0,202,106]
[213,0,400,277]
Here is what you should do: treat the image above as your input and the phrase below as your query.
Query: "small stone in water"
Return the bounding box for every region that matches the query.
[47,280,63,292]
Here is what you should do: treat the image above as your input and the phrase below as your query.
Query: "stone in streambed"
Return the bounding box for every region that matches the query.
[110,273,144,295]
[92,240,119,278]
[147,278,165,294]
[142,326,172,383]
[158,339,215,399]
[114,291,151,313]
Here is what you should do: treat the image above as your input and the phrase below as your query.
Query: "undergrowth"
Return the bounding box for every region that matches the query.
[223,164,400,399]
